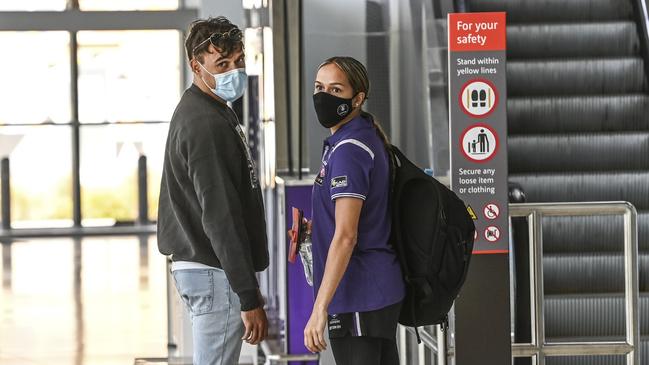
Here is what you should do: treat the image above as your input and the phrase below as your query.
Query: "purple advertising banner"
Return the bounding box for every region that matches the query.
[284,183,317,364]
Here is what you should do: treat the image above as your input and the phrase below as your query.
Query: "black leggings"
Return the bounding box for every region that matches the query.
[330,335,399,365]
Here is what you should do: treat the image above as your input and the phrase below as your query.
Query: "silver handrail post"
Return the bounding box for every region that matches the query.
[436,324,446,365]
[398,325,408,364]
[623,203,640,365]
[166,258,176,352]
[529,210,545,365]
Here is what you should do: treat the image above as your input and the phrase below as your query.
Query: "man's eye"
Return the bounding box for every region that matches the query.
[332,87,341,93]
[315,85,323,91]
[218,62,228,68]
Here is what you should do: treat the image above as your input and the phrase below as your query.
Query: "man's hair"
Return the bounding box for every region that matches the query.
[184,16,243,62]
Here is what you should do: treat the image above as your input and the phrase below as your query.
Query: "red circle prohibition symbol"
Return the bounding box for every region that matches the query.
[458,78,499,118]
[483,202,501,220]
[459,123,500,163]
[484,225,501,242]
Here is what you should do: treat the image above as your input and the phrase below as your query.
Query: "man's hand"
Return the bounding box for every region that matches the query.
[241,307,268,345]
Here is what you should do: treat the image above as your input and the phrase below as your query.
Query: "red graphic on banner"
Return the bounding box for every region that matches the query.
[484,225,501,242]
[483,203,500,220]
[448,12,506,52]
[460,123,500,163]
[459,78,499,118]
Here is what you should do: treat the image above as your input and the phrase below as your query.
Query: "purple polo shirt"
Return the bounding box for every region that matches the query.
[311,114,405,314]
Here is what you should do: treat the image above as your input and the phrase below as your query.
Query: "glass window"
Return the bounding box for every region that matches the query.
[0,1,67,11]
[0,32,71,125]
[78,0,179,11]
[80,123,168,225]
[77,30,181,124]
[0,125,73,228]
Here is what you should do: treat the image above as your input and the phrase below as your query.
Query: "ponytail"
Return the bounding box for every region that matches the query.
[361,111,390,149]
[361,110,396,193]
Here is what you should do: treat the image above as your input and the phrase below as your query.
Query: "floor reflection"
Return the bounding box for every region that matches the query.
[0,235,167,365]
[2,241,11,290]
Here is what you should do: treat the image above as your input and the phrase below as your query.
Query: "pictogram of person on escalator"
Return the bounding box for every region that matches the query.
[478,128,490,153]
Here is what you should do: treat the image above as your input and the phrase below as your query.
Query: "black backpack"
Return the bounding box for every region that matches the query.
[388,145,475,342]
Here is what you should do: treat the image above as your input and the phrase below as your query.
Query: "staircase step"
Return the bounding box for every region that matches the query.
[508,95,649,134]
[508,22,639,59]
[467,0,633,23]
[508,172,649,209]
[508,133,649,173]
[543,253,649,294]
[516,211,649,253]
[508,58,647,96]
[545,294,648,338]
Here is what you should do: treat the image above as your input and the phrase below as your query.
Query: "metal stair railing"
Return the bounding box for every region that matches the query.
[396,324,446,365]
[509,201,640,365]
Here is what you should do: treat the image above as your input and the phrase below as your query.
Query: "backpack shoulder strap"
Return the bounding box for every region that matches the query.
[387,144,413,280]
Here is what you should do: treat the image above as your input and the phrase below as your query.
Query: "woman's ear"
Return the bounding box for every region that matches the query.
[353,92,366,108]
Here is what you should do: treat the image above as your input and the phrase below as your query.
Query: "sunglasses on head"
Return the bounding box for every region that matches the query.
[192,28,243,56]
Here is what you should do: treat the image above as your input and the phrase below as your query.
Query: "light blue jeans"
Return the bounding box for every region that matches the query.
[172,268,245,365]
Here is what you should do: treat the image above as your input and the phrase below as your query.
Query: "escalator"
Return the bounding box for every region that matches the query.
[466,0,649,363]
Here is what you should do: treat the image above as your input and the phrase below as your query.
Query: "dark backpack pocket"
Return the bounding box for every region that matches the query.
[437,226,467,293]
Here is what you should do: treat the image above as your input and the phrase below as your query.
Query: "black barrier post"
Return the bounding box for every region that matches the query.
[138,155,148,225]
[1,158,10,230]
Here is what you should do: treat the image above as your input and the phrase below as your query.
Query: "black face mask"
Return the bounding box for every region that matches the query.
[313,92,354,128]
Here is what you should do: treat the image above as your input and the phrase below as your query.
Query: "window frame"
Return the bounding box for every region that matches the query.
[0,5,197,230]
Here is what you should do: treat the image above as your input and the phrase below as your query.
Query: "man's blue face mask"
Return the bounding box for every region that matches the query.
[197,61,248,103]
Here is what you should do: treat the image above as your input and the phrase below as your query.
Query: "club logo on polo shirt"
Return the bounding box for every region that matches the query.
[315,166,325,186]
[337,104,349,116]
[331,176,348,188]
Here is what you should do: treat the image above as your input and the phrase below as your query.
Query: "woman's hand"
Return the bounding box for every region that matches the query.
[304,307,328,353]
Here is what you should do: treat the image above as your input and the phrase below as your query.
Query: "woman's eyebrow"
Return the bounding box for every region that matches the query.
[314,81,344,87]
[328,82,345,87]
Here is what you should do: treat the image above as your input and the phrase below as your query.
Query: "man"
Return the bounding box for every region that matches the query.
[157,16,269,365]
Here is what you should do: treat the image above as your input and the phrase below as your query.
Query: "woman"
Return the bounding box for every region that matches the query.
[304,56,405,365]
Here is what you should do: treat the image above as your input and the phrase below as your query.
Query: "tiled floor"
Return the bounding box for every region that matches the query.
[0,236,168,365]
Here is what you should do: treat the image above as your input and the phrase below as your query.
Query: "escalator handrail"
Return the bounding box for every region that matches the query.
[634,0,649,82]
